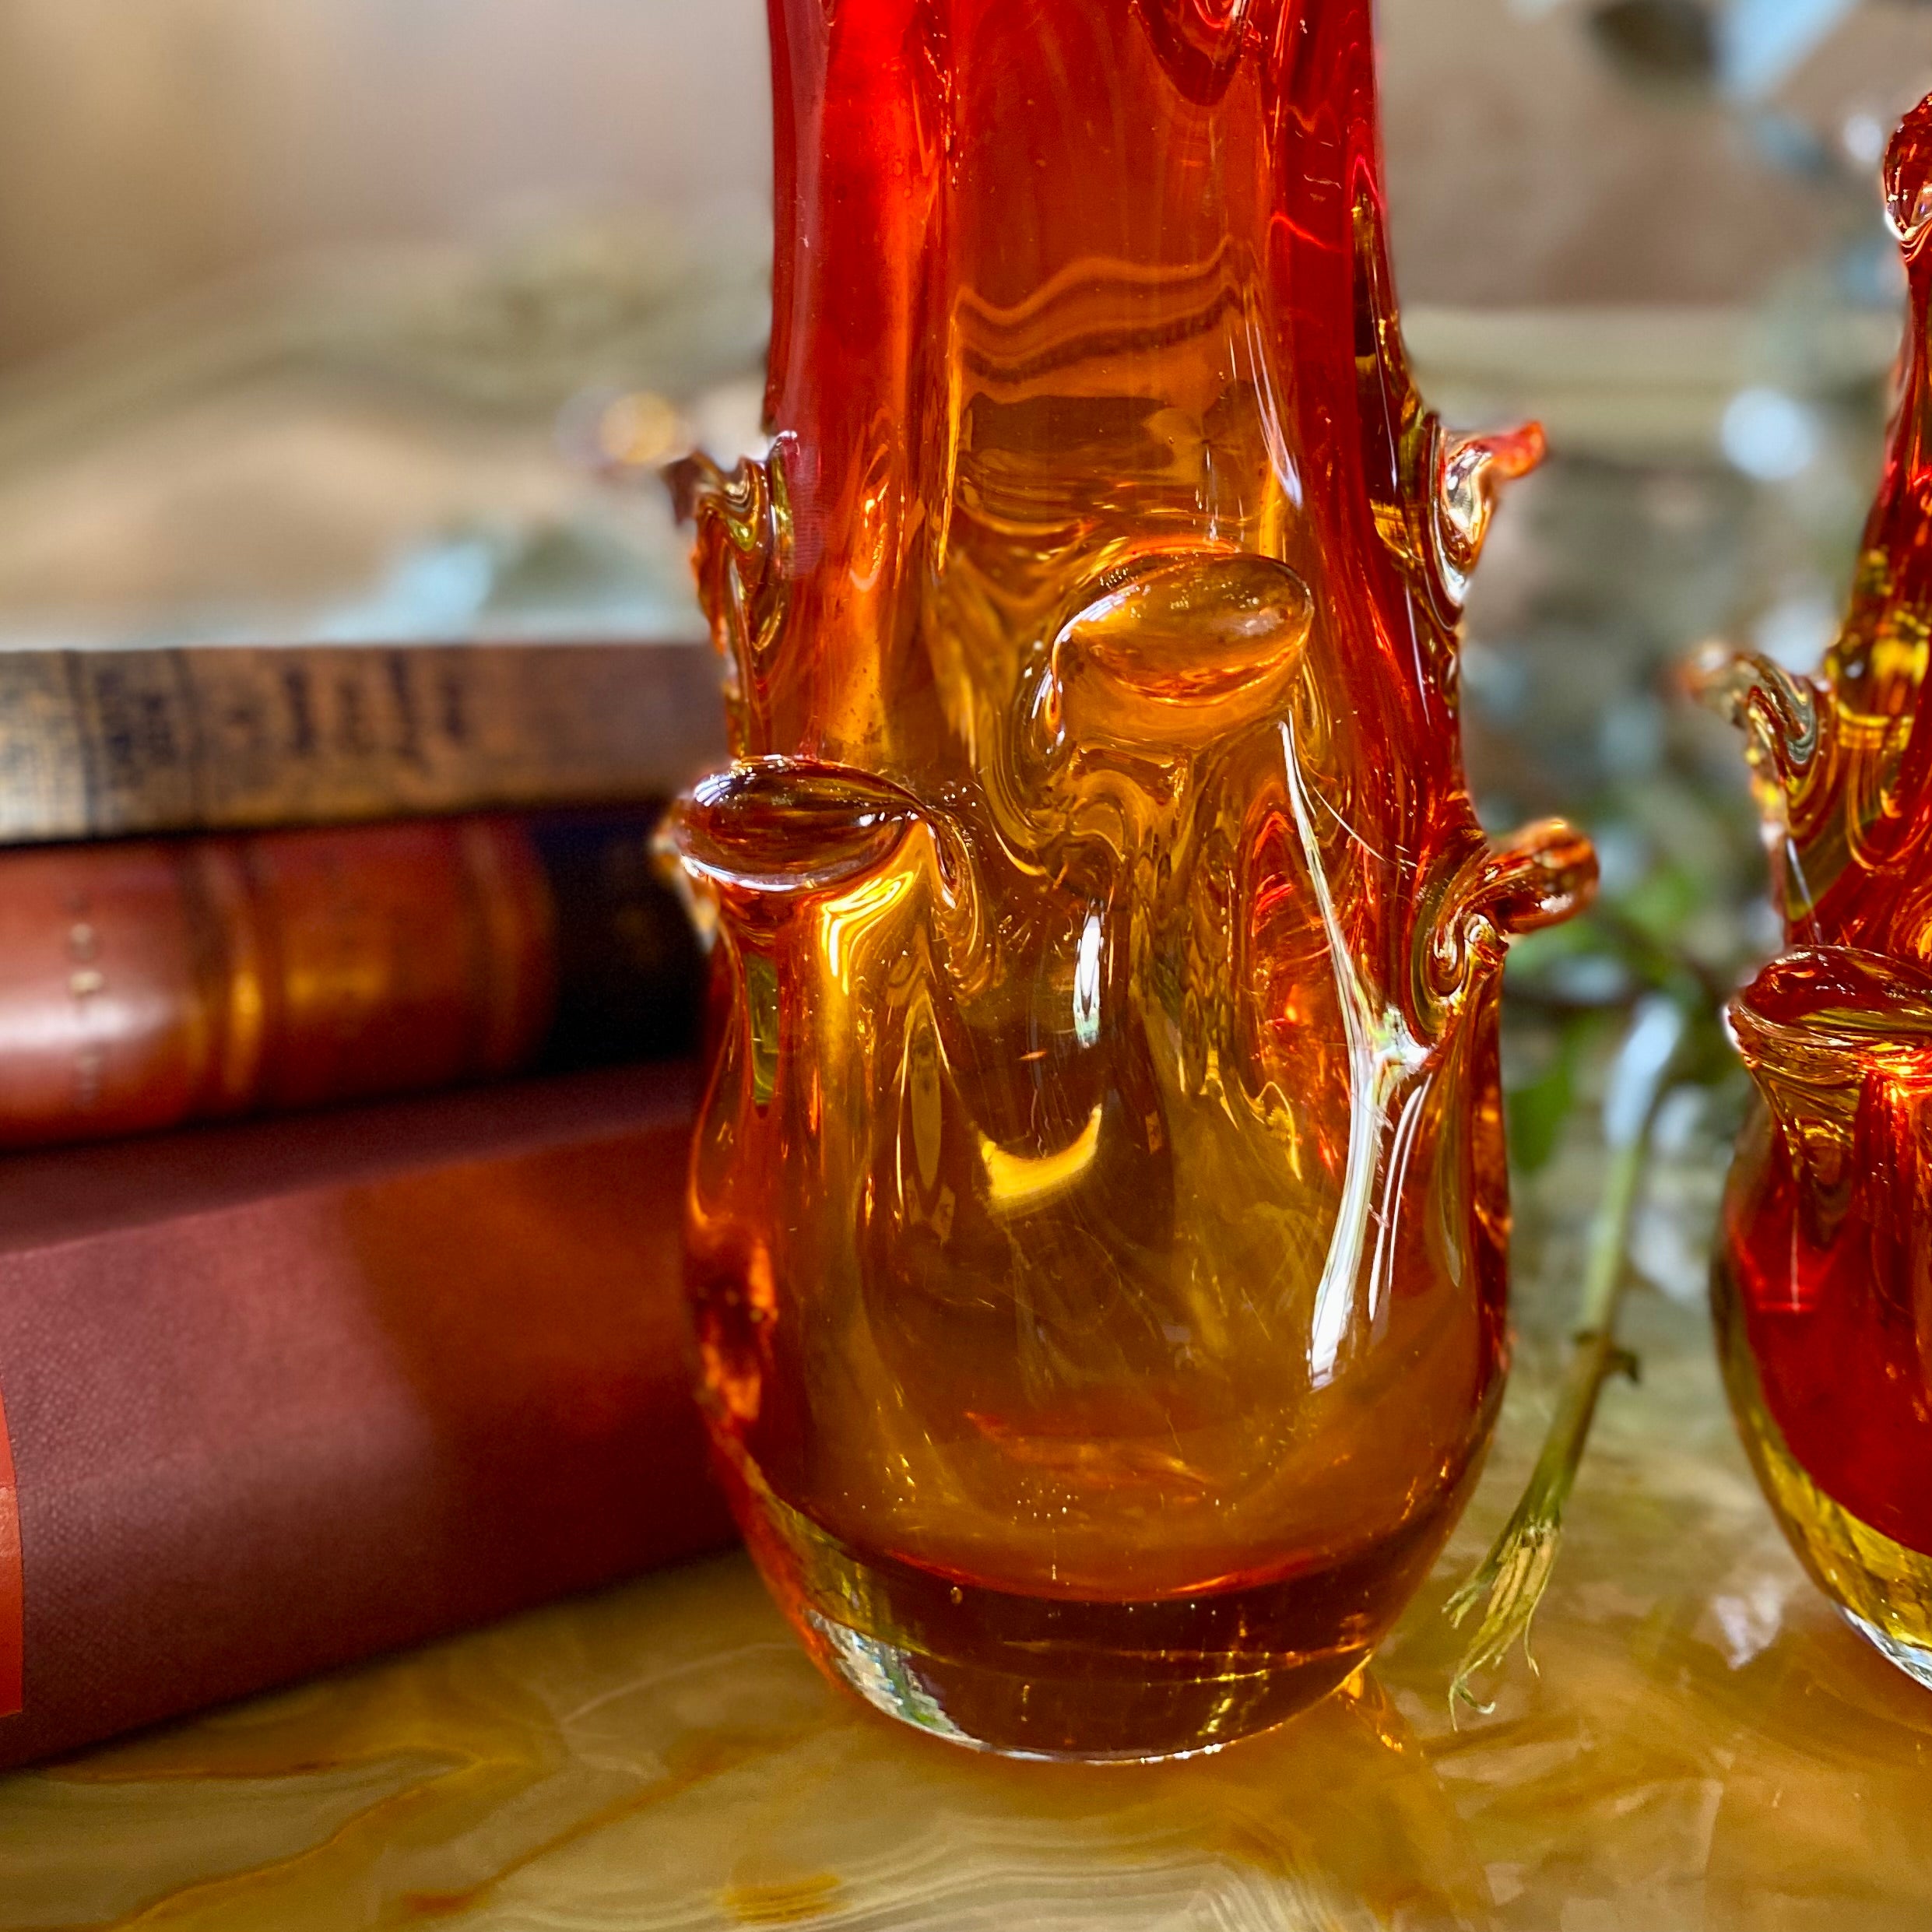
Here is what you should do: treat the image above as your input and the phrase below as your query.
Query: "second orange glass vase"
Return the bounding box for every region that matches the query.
[1709,98,1932,1692]
[672,0,1594,1761]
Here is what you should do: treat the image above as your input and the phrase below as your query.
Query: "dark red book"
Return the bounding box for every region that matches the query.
[0,1062,732,1771]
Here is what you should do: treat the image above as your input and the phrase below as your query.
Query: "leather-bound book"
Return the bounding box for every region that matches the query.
[0,1062,732,1770]
[0,641,725,845]
[0,809,703,1149]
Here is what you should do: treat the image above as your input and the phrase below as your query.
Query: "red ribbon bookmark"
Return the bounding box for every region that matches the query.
[0,1386,20,1718]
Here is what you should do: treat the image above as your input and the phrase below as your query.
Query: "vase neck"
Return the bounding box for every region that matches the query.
[756,0,1426,777]
[1767,96,1932,953]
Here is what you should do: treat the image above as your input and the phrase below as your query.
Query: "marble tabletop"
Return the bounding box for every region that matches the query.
[5,1189,1930,1930]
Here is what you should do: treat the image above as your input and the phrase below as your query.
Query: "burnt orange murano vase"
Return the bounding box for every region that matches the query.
[1708,97,1932,1693]
[670,0,1596,1760]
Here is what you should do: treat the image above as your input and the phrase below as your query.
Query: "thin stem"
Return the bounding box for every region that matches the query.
[1446,996,1688,1717]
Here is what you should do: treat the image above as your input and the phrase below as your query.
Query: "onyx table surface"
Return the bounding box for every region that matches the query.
[4,1182,1930,1930]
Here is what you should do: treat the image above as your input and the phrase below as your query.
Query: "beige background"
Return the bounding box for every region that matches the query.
[2,0,1930,373]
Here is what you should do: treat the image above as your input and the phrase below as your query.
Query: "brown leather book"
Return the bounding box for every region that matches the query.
[0,641,726,845]
[0,1062,732,1770]
[0,809,703,1148]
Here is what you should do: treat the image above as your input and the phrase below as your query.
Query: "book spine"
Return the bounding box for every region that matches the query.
[0,810,701,1149]
[0,641,726,845]
[0,1066,733,1770]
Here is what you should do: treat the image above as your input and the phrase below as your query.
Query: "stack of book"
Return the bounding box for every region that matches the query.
[0,639,737,1771]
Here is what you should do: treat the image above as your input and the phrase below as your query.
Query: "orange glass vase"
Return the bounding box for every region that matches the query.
[1708,98,1932,1691]
[669,0,1595,1761]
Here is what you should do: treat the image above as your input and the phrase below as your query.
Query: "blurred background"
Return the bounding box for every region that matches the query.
[2,0,1930,1286]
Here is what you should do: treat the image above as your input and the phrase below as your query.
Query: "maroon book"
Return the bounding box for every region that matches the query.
[0,1062,732,1771]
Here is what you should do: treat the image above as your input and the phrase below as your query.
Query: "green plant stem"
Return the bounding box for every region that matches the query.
[1446,995,1688,1716]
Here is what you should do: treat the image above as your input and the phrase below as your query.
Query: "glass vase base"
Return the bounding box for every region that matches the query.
[728,1463,1462,1764]
[1841,1611,1932,1693]
[801,1597,1363,1765]
[1714,1264,1932,1698]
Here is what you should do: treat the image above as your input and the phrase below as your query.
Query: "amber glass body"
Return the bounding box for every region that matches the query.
[672,0,1592,1760]
[1712,99,1932,1689]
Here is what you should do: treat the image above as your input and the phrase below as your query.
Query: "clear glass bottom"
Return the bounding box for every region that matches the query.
[716,1444,1476,1763]
[1714,1262,1932,1693]
[1841,1611,1932,1692]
